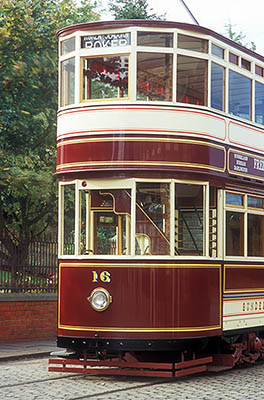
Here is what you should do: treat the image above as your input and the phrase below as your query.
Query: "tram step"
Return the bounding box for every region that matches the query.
[48,355,213,378]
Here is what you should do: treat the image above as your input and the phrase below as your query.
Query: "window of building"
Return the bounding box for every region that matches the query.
[137,52,173,101]
[228,70,251,120]
[177,55,208,105]
[178,34,208,53]
[61,57,75,106]
[82,56,129,101]
[211,62,225,111]
[137,32,173,47]
[212,44,224,59]
[61,37,75,55]
[255,81,264,125]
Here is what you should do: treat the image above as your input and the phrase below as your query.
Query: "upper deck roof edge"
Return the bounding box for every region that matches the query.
[57,19,264,63]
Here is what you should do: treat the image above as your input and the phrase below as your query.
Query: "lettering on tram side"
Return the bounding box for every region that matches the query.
[242,300,264,312]
[229,150,264,180]
[92,271,111,283]
[81,33,131,49]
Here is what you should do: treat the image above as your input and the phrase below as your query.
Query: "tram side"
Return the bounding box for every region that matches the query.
[50,20,264,375]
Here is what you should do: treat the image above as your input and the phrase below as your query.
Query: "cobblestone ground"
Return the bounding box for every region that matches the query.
[1,357,264,399]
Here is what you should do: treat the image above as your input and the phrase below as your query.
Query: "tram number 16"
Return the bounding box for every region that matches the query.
[92,271,111,283]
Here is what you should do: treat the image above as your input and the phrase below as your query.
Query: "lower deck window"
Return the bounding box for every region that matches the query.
[60,180,215,257]
[225,192,264,258]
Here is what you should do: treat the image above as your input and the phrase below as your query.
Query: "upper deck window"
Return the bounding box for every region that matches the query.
[177,55,208,106]
[137,52,173,101]
[61,58,75,106]
[137,32,173,47]
[255,81,264,124]
[178,34,208,53]
[61,37,75,55]
[82,56,129,101]
[256,65,264,77]
[229,52,239,65]
[211,44,224,59]
[211,62,225,111]
[241,58,251,71]
[229,70,251,120]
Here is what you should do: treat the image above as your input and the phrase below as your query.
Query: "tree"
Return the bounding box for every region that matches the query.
[108,0,165,20]
[225,23,256,52]
[0,0,100,264]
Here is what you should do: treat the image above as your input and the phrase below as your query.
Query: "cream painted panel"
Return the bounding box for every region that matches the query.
[57,106,226,142]
[223,298,264,331]
[229,121,264,153]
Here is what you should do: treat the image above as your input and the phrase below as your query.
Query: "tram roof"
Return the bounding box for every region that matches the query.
[57,19,264,63]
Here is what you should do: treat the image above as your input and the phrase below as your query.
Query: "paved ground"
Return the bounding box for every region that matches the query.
[1,351,264,399]
[0,339,57,361]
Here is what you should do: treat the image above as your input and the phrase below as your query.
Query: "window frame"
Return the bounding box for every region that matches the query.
[224,191,264,259]
[58,179,211,259]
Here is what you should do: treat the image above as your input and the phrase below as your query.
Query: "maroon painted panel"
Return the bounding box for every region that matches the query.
[58,261,221,339]
[56,137,225,175]
[224,265,264,293]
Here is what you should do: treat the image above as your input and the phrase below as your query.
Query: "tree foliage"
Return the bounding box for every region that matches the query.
[0,0,99,260]
[225,23,256,52]
[108,0,165,20]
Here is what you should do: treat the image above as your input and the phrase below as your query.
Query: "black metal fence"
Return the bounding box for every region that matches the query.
[0,230,58,293]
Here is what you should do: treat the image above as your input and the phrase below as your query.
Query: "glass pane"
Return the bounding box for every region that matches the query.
[226,211,244,256]
[178,34,208,53]
[241,58,251,71]
[226,193,243,206]
[212,44,224,59]
[61,37,75,55]
[137,52,173,101]
[136,183,170,255]
[80,189,131,255]
[255,81,264,125]
[229,70,251,120]
[211,62,225,111]
[175,184,204,256]
[62,185,75,255]
[255,65,264,77]
[61,58,75,106]
[82,56,129,100]
[177,55,207,105]
[248,214,264,256]
[229,53,239,65]
[247,196,264,209]
[137,32,173,47]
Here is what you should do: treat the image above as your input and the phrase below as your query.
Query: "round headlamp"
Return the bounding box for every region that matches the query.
[88,288,112,312]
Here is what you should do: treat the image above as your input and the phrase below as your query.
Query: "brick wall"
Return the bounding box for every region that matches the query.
[0,294,57,343]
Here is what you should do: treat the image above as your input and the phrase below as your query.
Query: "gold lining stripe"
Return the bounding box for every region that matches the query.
[60,262,221,269]
[56,160,225,173]
[57,137,225,149]
[58,324,221,333]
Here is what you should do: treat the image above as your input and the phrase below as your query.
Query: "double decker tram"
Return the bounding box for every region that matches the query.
[50,20,264,376]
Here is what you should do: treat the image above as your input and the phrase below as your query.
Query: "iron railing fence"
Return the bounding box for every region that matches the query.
[0,230,58,293]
